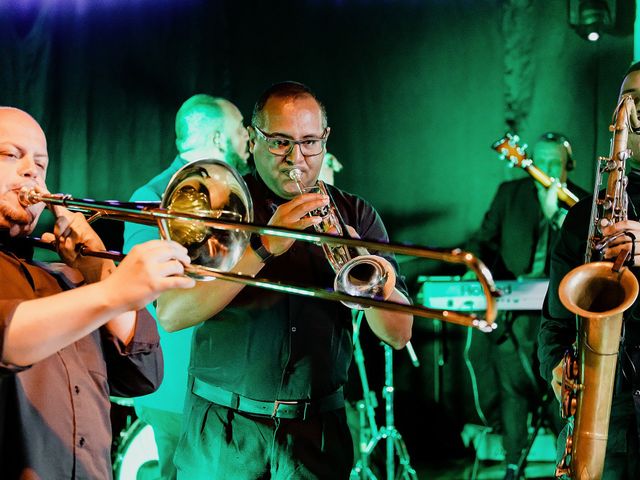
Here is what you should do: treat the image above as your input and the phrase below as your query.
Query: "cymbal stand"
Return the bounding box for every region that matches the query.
[350,311,418,480]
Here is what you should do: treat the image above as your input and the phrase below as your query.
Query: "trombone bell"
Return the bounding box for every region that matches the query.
[159,159,254,278]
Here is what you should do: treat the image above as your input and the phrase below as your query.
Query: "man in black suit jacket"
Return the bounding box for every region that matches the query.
[467,132,587,480]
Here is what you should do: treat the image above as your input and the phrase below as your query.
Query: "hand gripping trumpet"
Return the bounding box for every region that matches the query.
[288,168,398,310]
[556,95,640,479]
[20,159,499,330]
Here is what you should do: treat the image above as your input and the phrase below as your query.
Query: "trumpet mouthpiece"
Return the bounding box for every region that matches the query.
[288,169,303,182]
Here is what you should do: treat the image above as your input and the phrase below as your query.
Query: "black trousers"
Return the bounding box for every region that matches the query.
[175,392,354,480]
[597,345,640,479]
[469,312,559,465]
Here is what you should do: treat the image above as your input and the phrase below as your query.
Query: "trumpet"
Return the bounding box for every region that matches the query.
[21,159,499,331]
[288,168,396,310]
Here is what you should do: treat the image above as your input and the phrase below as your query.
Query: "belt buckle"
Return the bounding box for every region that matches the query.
[271,400,298,418]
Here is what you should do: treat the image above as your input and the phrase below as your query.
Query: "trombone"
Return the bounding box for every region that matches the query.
[21,160,499,331]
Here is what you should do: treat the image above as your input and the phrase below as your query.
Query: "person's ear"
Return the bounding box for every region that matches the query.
[247,126,256,154]
[212,131,224,152]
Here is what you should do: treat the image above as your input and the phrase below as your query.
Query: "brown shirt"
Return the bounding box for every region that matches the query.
[0,241,163,480]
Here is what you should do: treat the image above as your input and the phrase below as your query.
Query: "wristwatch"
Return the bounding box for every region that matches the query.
[250,234,273,263]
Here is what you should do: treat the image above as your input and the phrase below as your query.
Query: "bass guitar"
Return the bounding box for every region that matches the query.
[492,133,579,206]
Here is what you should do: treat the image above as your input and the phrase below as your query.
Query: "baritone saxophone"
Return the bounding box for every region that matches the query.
[555,95,640,479]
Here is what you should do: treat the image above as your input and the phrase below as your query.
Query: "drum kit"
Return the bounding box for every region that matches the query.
[109,396,159,480]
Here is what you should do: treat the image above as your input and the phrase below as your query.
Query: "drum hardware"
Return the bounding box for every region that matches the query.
[109,397,159,479]
[112,419,159,480]
[349,311,418,480]
[430,317,446,405]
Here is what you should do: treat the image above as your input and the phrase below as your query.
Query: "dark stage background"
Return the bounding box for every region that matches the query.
[0,0,636,468]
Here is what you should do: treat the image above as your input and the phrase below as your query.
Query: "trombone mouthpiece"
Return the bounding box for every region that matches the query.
[18,187,37,207]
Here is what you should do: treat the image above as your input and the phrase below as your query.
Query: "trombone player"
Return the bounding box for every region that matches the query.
[538,63,640,478]
[157,81,413,479]
[0,107,195,476]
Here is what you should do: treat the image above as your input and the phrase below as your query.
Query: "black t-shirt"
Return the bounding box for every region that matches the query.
[189,173,407,401]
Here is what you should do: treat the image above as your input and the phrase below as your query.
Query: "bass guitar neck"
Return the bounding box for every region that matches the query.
[492,133,578,207]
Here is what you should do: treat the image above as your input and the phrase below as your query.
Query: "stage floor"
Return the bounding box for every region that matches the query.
[415,459,556,480]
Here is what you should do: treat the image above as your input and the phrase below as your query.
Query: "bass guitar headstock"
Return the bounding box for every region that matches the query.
[491,133,533,169]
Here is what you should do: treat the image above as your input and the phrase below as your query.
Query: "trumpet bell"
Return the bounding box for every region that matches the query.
[334,254,397,310]
[160,159,253,278]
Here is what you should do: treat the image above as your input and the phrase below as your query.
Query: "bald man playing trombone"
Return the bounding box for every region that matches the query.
[0,106,195,478]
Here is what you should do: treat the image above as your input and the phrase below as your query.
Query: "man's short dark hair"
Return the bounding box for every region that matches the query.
[625,61,640,78]
[251,81,328,128]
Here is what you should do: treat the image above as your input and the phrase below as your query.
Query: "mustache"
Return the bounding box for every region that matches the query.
[10,182,41,193]
[0,199,37,225]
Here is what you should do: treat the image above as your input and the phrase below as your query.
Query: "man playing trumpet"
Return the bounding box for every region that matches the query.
[157,81,413,479]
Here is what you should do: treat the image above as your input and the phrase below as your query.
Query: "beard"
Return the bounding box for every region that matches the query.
[0,198,32,225]
[226,138,250,175]
[0,194,40,236]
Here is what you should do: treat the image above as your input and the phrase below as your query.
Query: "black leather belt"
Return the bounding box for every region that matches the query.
[192,378,344,420]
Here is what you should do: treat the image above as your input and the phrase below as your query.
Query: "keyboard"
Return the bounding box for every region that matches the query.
[417,276,549,311]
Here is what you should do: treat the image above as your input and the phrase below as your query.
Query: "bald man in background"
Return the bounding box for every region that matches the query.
[123,94,250,479]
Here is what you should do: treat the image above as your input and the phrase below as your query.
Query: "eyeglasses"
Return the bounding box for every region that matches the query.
[252,126,328,157]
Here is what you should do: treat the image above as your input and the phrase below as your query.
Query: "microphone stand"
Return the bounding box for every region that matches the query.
[350,311,418,480]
